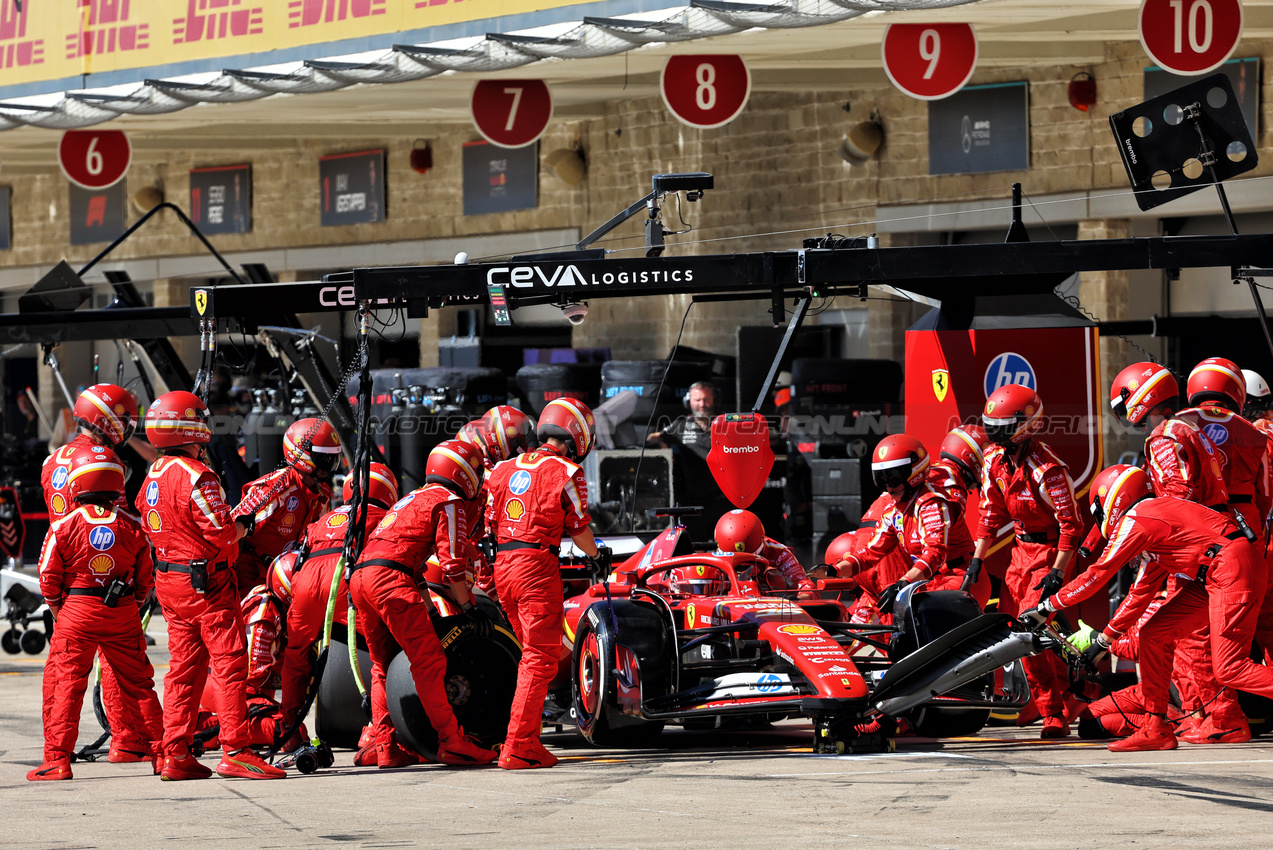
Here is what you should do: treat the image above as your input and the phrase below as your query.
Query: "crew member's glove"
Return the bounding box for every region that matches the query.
[1065,620,1099,652]
[796,578,819,599]
[1020,597,1056,630]
[595,546,614,571]
[1082,632,1111,667]
[959,557,984,593]
[460,601,493,638]
[1034,568,1065,600]
[876,580,907,615]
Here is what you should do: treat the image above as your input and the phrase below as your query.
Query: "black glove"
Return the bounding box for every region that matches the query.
[1034,568,1064,600]
[877,580,907,615]
[461,602,493,638]
[959,557,983,593]
[1082,632,1111,668]
[595,546,613,571]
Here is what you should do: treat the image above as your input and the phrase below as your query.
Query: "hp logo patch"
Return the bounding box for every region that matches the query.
[51,466,69,490]
[1203,423,1230,446]
[984,352,1037,397]
[88,527,116,551]
[509,469,532,496]
[145,480,160,506]
[756,673,782,694]
[286,495,300,511]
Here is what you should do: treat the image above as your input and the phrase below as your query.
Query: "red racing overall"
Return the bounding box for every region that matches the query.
[37,504,161,763]
[278,503,384,729]
[843,480,986,606]
[350,485,470,749]
[485,445,590,749]
[41,436,156,755]
[979,441,1082,718]
[232,467,330,598]
[138,455,252,757]
[1048,496,1273,717]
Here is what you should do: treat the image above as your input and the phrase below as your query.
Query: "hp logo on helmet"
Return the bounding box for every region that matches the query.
[984,353,1037,397]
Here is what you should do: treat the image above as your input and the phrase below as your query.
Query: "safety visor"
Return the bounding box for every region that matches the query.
[310,444,342,474]
[871,456,912,490]
[982,416,1020,447]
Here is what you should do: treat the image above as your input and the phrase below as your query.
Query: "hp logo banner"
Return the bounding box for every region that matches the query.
[984,352,1037,397]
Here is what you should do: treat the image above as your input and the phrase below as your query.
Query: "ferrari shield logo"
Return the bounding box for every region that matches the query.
[932,369,950,402]
[194,289,209,316]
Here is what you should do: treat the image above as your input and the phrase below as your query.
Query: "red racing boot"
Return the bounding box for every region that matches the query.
[1182,712,1252,745]
[499,739,558,770]
[437,730,497,766]
[377,740,425,769]
[1040,715,1070,739]
[216,749,287,779]
[108,746,152,764]
[161,751,213,781]
[27,759,73,781]
[1108,715,1177,752]
[353,745,379,767]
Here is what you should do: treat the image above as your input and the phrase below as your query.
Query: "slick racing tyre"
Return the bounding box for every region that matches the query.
[905,705,991,738]
[572,601,669,748]
[314,631,375,750]
[386,615,521,758]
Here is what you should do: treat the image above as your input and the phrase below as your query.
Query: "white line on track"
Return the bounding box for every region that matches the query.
[767,757,1273,778]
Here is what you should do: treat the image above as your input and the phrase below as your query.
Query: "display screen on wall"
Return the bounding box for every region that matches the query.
[463,141,538,216]
[69,182,126,246]
[190,164,251,235]
[319,150,385,227]
[0,186,10,251]
[928,82,1030,176]
[1145,57,1260,136]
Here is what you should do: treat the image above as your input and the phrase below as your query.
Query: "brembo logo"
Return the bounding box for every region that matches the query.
[722,445,760,454]
[487,266,695,288]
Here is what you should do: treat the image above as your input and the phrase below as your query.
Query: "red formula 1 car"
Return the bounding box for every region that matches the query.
[550,524,1038,754]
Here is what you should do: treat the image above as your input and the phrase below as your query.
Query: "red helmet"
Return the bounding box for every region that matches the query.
[823,531,862,568]
[1110,362,1179,426]
[938,424,987,485]
[425,439,485,500]
[1187,357,1245,413]
[481,405,535,463]
[536,397,595,461]
[66,448,125,502]
[267,550,302,608]
[341,461,399,508]
[871,434,931,491]
[74,383,139,446]
[714,509,765,555]
[145,391,212,448]
[1090,464,1152,538]
[284,418,343,476]
[457,419,487,455]
[982,384,1044,446]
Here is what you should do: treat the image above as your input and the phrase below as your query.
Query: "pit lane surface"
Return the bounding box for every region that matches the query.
[3,620,1272,849]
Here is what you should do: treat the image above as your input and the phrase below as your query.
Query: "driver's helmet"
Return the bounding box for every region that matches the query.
[668,562,730,596]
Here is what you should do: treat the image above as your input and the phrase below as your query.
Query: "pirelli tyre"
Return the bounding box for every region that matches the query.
[314,631,375,750]
[386,613,521,757]
[905,705,991,738]
[572,600,671,748]
[515,363,603,417]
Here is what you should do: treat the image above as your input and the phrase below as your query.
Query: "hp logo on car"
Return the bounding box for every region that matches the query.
[984,352,1037,397]
[756,673,782,694]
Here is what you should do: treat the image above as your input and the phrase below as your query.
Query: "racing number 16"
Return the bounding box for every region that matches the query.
[1169,0,1214,54]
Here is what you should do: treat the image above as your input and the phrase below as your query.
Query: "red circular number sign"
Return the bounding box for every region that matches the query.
[471,80,553,148]
[1139,0,1243,76]
[661,55,751,129]
[58,130,131,189]
[882,23,978,101]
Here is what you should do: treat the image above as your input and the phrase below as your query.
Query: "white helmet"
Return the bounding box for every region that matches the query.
[1243,368,1271,418]
[1244,369,1271,400]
